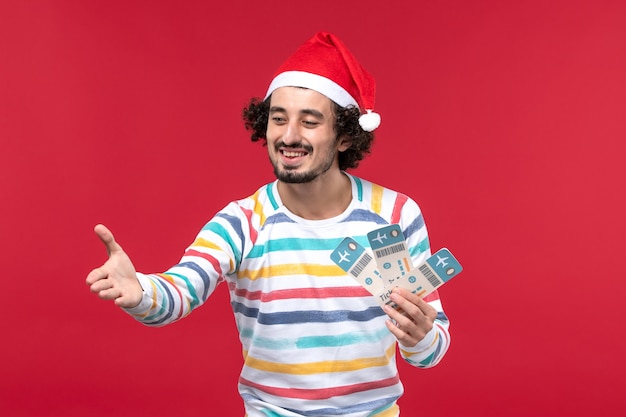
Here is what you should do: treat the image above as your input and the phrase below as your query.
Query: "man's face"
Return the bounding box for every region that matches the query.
[266,86,349,184]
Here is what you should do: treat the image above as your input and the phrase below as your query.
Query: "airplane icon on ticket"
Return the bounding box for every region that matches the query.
[371,231,387,245]
[337,250,351,264]
[436,254,449,268]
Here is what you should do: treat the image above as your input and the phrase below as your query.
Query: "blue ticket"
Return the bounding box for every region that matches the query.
[330,237,385,295]
[366,224,413,284]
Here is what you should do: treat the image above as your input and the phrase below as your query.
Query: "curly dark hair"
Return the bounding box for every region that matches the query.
[242,95,375,171]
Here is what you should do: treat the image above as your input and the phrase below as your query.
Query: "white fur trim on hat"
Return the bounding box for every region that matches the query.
[264,71,359,109]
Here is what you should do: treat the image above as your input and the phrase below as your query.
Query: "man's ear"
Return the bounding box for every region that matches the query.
[337,135,352,152]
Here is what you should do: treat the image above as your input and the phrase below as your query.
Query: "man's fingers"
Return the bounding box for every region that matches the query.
[114,294,140,308]
[96,287,121,301]
[94,224,123,257]
[388,288,418,317]
[392,287,434,316]
[85,266,107,285]
[88,274,113,292]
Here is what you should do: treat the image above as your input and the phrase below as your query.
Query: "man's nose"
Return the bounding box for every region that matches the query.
[281,121,301,145]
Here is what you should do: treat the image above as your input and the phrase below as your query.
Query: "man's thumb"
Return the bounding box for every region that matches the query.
[94,224,122,256]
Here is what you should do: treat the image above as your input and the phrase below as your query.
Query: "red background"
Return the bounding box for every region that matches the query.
[1,1,625,416]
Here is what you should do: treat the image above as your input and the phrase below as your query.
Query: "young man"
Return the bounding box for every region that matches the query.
[86,31,451,417]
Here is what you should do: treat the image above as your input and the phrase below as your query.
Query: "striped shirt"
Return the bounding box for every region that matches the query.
[126,173,451,417]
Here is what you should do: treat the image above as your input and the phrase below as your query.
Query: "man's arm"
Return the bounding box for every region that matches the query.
[389,198,451,367]
[85,202,247,327]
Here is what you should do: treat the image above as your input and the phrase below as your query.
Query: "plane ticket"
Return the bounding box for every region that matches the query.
[331,224,462,310]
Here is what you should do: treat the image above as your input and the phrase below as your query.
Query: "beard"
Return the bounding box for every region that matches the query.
[272,144,338,184]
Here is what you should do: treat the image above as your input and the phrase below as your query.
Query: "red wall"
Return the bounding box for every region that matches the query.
[1,1,625,416]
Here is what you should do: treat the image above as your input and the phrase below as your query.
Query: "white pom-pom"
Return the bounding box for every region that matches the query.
[358,110,381,132]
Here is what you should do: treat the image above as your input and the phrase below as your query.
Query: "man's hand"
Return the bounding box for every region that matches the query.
[85,224,143,309]
[383,287,437,347]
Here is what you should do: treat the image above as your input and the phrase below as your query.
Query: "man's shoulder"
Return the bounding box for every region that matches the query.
[347,174,421,223]
[238,181,278,207]
[348,174,415,202]
[219,181,281,219]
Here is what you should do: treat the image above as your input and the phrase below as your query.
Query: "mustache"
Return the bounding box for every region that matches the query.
[275,141,313,153]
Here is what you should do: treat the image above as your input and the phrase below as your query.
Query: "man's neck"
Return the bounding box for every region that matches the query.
[277,171,352,220]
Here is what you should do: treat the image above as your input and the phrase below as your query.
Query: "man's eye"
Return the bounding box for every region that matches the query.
[303,120,319,127]
[271,117,286,124]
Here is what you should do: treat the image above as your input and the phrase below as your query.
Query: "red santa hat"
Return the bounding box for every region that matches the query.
[264,31,381,132]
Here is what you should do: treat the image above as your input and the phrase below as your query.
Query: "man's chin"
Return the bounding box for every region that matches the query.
[275,168,316,184]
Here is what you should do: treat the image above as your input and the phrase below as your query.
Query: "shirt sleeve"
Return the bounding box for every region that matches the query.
[399,198,452,368]
[121,202,248,326]
[397,290,451,367]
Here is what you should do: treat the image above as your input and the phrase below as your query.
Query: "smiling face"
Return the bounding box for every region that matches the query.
[266,87,350,184]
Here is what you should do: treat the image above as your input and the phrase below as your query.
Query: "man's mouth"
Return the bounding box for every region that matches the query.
[281,150,308,158]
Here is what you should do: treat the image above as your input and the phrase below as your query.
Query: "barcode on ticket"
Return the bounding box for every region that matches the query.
[374,243,406,259]
[418,263,444,288]
[351,252,373,277]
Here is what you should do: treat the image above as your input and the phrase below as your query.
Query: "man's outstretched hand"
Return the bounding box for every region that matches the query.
[86,224,143,309]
